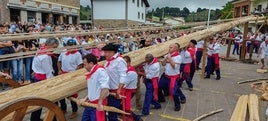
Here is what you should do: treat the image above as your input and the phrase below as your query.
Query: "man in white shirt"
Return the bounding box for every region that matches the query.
[57,39,83,119]
[80,54,110,121]
[205,37,221,80]
[137,54,161,115]
[123,56,141,121]
[196,40,204,70]
[101,43,128,121]
[158,43,184,111]
[258,38,268,69]
[232,35,242,55]
[31,38,59,121]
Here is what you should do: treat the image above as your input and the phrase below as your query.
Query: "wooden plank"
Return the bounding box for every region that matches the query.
[230,95,248,121]
[0,16,265,120]
[248,94,260,121]
[256,69,268,73]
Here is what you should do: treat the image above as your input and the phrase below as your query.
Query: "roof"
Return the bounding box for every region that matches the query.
[143,0,150,7]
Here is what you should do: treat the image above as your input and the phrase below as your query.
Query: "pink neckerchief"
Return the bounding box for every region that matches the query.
[85,64,104,80]
[105,53,122,67]
[65,49,79,55]
[170,51,179,57]
[149,58,158,65]
[127,65,136,72]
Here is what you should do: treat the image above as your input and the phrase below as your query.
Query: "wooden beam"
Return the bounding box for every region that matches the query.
[0,16,265,120]
[240,22,248,61]
[201,38,208,78]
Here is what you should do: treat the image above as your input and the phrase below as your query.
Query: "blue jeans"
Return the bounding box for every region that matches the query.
[196,50,203,68]
[25,57,33,81]
[11,59,23,82]
[142,79,161,115]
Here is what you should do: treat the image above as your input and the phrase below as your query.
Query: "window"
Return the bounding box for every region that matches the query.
[132,0,135,3]
[142,13,144,20]
[137,0,139,7]
[138,12,140,19]
[141,0,143,7]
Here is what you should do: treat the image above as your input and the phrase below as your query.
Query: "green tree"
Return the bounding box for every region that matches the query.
[197,8,202,12]
[220,2,234,19]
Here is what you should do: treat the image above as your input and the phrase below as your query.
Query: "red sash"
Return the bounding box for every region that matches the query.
[165,74,180,98]
[34,73,46,81]
[105,54,122,67]
[152,77,159,101]
[65,50,78,55]
[88,99,107,121]
[125,89,135,111]
[86,64,104,80]
[212,53,220,70]
[197,48,203,51]
[184,63,191,73]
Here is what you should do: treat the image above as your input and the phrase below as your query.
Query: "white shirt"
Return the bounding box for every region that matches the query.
[87,67,110,101]
[196,40,204,49]
[207,43,214,56]
[143,58,160,79]
[234,36,242,43]
[260,42,268,56]
[58,51,83,72]
[164,54,182,76]
[180,50,192,64]
[32,55,54,79]
[125,71,138,89]
[105,53,127,89]
[213,43,221,54]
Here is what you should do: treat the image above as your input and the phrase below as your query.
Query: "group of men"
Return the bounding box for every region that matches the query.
[30,35,222,121]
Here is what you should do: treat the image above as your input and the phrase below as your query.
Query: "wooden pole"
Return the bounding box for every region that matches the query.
[240,22,249,61]
[226,38,233,59]
[201,38,208,78]
[193,109,224,121]
[0,16,265,121]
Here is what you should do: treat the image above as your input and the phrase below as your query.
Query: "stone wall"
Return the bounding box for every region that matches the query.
[0,0,10,23]
[94,19,144,28]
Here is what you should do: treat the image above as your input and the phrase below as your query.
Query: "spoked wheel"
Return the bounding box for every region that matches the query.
[0,97,66,121]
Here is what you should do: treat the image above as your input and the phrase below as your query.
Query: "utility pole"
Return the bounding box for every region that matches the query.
[162,8,165,24]
[207,9,211,29]
[91,0,94,29]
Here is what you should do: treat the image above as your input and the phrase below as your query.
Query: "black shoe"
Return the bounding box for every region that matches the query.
[189,88,193,91]
[216,77,221,80]
[154,106,161,109]
[211,72,215,75]
[174,107,181,111]
[180,99,186,104]
[204,76,210,79]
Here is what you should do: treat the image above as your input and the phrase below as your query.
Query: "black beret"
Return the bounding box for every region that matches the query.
[101,43,118,52]
[190,39,197,45]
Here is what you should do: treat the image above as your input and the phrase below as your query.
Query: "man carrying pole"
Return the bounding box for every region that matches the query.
[158,43,184,111]
[80,54,110,121]
[30,38,59,121]
[57,39,83,119]
[102,43,128,121]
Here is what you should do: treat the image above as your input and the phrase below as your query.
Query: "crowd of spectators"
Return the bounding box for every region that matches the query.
[0,21,187,84]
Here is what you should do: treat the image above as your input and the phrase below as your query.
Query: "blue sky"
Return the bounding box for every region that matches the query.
[80,0,231,12]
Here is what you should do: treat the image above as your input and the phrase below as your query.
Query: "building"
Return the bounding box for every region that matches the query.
[164,17,185,26]
[92,0,150,28]
[0,0,80,24]
[232,0,268,33]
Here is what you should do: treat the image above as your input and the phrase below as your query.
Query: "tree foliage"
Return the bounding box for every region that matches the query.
[220,2,234,19]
